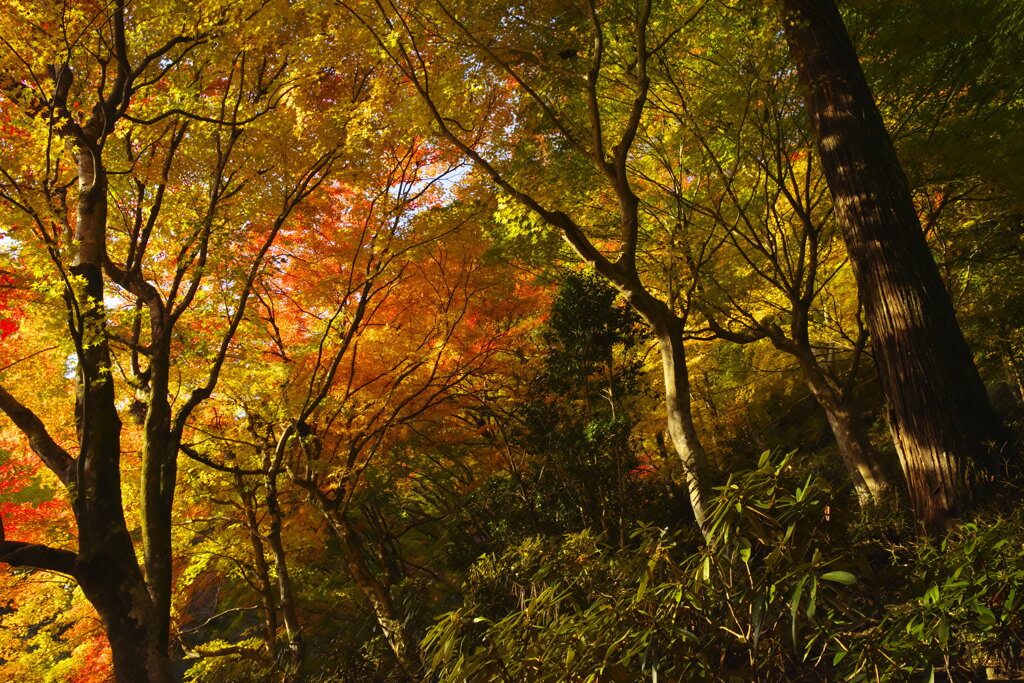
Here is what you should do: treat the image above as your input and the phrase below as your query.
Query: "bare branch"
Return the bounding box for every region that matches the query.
[177,606,261,635]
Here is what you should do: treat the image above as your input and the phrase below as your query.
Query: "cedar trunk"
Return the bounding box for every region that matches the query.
[781,0,1004,531]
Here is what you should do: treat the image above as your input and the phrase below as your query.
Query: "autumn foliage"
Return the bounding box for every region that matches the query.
[1,0,1023,681]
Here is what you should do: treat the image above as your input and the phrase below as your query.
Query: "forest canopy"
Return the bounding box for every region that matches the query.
[0,0,1022,680]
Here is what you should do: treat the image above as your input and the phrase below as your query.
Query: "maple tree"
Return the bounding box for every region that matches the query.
[0,0,348,678]
[279,223,533,674]
[169,132,540,678]
[0,0,1022,680]
[338,0,721,534]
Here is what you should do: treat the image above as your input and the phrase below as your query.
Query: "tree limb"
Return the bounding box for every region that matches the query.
[0,385,75,487]
[0,541,77,575]
[0,515,77,575]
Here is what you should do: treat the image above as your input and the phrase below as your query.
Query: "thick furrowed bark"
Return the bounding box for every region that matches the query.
[781,0,1005,532]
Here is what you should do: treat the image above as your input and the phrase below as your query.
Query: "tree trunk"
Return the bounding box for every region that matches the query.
[322,508,421,678]
[237,477,280,656]
[71,151,175,682]
[265,471,306,681]
[76,553,176,683]
[336,517,420,678]
[773,328,894,506]
[804,372,892,506]
[819,395,890,504]
[583,266,710,536]
[141,338,177,653]
[780,0,1005,532]
[641,305,710,532]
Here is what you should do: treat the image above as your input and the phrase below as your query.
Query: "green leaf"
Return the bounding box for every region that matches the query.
[790,576,807,647]
[976,606,998,627]
[820,570,857,586]
[738,537,752,564]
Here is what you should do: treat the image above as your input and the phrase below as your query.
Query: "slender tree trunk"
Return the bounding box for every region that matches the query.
[237,477,279,656]
[265,471,305,681]
[780,0,1005,532]
[820,395,890,504]
[593,268,712,532]
[646,309,710,532]
[779,332,894,506]
[805,376,891,505]
[324,512,421,678]
[370,0,714,535]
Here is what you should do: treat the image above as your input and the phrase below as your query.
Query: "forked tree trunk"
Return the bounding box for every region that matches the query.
[781,0,1005,532]
[820,396,890,505]
[368,0,716,538]
[707,310,895,508]
[71,153,175,683]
